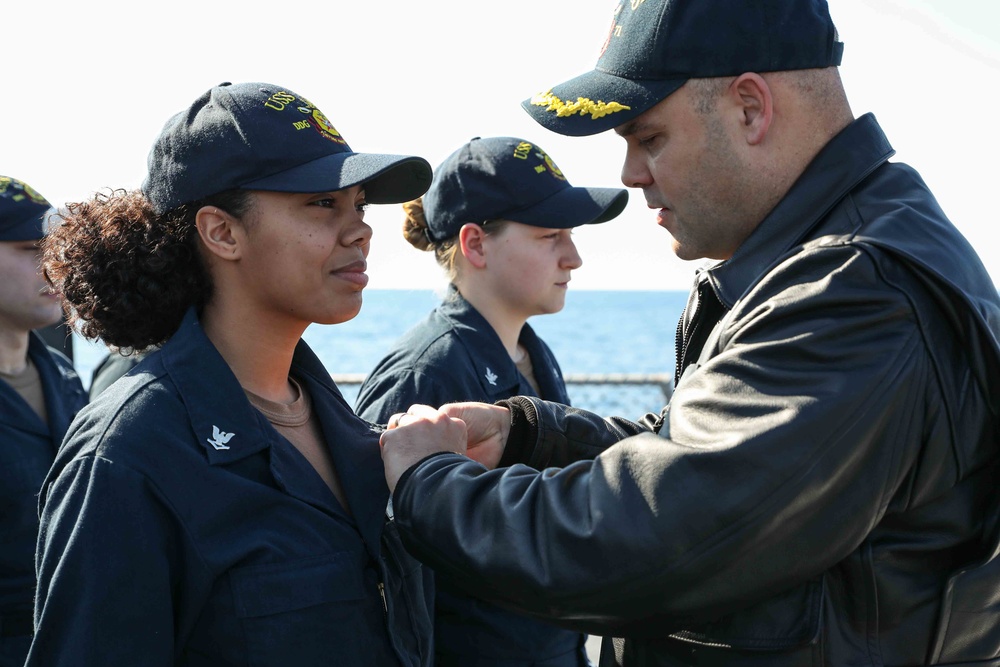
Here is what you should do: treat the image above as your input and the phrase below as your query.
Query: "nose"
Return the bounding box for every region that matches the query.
[620,145,652,189]
[347,214,373,250]
[560,235,583,270]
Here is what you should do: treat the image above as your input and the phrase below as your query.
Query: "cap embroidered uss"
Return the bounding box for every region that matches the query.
[0,176,54,242]
[143,82,433,214]
[421,136,628,243]
[522,0,844,136]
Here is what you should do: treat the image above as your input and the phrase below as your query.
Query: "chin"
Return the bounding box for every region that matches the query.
[540,299,566,315]
[34,306,65,330]
[315,300,364,326]
[670,238,691,260]
[317,312,361,326]
[672,241,708,262]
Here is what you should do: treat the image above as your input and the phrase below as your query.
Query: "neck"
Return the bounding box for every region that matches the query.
[455,283,527,361]
[0,327,31,375]
[200,298,305,404]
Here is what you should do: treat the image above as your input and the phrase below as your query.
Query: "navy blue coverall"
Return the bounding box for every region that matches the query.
[356,290,590,667]
[26,309,433,667]
[0,333,86,667]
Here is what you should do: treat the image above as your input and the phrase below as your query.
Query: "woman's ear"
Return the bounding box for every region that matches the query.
[195,206,244,262]
[458,223,488,269]
[731,72,773,146]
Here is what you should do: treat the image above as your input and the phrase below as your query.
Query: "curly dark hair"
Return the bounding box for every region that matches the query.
[42,188,253,352]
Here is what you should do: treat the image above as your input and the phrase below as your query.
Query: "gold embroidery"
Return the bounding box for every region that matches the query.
[0,177,45,204]
[530,91,631,120]
[263,91,297,111]
[537,151,567,181]
[512,141,533,160]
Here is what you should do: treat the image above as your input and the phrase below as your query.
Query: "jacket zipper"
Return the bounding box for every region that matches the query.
[675,282,704,387]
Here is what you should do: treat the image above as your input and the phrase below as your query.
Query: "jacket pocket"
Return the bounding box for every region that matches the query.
[230,553,390,667]
[929,546,1000,663]
[381,518,434,666]
[643,577,825,666]
[929,461,1000,664]
[231,552,365,617]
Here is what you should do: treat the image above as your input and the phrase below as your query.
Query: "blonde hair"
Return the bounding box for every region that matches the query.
[402,198,461,282]
[402,198,516,285]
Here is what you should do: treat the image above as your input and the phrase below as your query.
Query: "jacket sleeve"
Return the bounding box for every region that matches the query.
[392,247,931,636]
[496,396,653,469]
[27,455,191,666]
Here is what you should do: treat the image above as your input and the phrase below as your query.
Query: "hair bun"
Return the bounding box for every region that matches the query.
[402,197,433,251]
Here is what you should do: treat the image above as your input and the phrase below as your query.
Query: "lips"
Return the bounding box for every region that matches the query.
[331,260,369,287]
[655,208,673,228]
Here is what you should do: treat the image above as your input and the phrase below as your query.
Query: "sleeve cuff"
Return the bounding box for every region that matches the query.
[496,396,540,467]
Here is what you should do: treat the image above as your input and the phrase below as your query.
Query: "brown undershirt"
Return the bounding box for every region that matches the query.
[515,351,541,396]
[245,377,351,516]
[0,356,47,424]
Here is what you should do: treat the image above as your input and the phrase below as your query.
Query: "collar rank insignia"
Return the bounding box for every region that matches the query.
[207,425,235,450]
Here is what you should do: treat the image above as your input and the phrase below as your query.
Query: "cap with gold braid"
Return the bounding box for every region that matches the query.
[522,0,844,136]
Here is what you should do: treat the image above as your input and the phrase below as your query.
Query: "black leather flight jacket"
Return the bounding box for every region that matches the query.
[392,114,1000,666]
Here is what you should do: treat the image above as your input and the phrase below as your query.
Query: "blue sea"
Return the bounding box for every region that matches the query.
[73,289,689,415]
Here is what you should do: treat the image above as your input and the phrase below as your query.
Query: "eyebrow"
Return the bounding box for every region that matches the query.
[615,120,650,138]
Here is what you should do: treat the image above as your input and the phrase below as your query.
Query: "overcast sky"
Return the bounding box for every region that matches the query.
[4,0,998,291]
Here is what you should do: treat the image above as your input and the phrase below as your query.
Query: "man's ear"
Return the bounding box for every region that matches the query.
[732,73,773,146]
[195,206,244,261]
[458,223,488,269]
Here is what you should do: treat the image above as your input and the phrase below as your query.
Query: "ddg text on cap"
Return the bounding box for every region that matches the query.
[143,82,433,214]
[421,136,628,243]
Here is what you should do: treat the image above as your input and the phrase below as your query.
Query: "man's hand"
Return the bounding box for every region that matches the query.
[440,402,510,470]
[380,404,468,492]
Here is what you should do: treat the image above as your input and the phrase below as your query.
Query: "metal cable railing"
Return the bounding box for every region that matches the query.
[334,373,673,419]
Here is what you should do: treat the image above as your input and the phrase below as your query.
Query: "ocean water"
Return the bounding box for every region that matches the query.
[73,289,690,414]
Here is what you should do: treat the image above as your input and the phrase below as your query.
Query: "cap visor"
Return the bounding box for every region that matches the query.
[522,68,686,137]
[0,213,46,241]
[243,153,432,205]
[508,186,629,228]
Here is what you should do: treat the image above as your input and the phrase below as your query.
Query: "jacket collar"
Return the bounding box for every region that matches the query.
[293,344,389,549]
[160,308,388,543]
[161,308,271,466]
[437,287,567,401]
[34,332,86,440]
[0,332,84,439]
[705,113,895,307]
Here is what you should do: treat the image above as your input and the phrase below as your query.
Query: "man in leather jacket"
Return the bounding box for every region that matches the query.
[378,0,1000,665]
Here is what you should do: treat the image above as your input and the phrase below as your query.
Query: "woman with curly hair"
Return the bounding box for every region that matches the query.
[29,81,434,667]
[355,136,628,667]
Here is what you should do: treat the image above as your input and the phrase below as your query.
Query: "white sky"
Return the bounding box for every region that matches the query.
[4,0,998,291]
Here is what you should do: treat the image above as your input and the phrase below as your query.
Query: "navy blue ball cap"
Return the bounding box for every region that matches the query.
[0,176,54,241]
[523,0,845,137]
[143,82,432,214]
[421,136,628,243]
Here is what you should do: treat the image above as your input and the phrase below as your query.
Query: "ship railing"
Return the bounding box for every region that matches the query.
[334,372,674,418]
